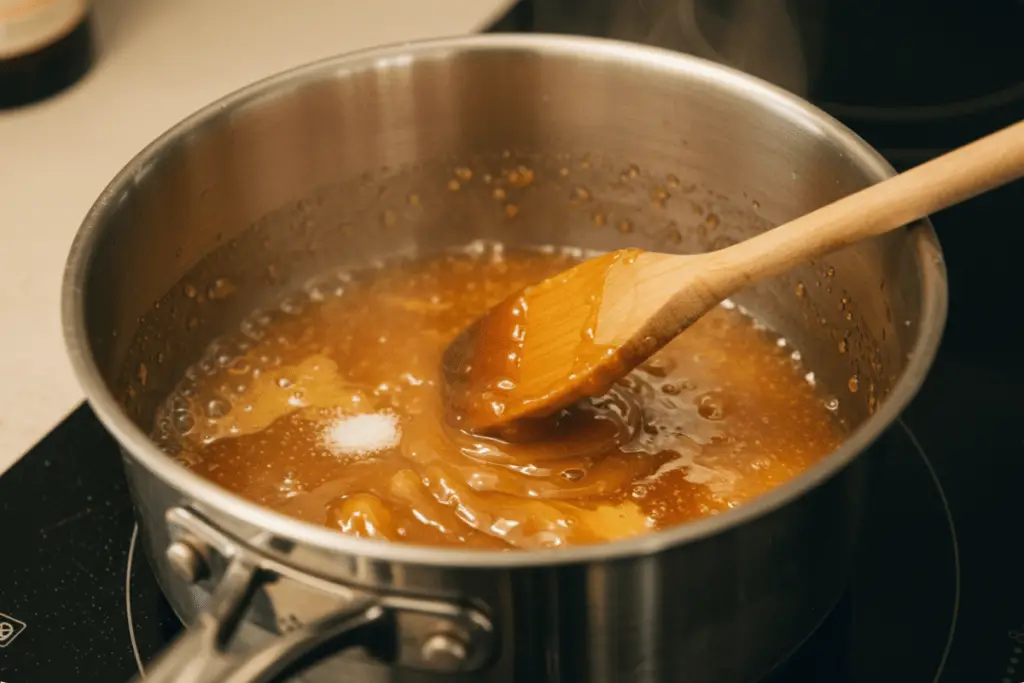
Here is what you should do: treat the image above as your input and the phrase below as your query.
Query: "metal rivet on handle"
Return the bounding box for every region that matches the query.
[420,631,470,670]
[166,539,209,584]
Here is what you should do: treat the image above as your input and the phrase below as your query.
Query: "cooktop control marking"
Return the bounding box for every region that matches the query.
[0,612,27,648]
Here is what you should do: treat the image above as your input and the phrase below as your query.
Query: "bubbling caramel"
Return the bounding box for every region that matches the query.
[153,242,844,550]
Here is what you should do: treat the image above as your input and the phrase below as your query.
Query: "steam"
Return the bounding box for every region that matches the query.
[544,0,816,96]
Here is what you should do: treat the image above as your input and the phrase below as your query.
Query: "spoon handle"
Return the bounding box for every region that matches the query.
[709,118,1024,287]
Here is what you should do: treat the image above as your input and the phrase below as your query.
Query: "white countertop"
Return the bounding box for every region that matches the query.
[0,0,513,472]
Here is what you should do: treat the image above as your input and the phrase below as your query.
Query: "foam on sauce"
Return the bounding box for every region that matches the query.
[153,243,844,550]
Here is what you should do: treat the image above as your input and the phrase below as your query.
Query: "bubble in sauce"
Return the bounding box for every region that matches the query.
[172,407,195,434]
[697,393,726,421]
[561,468,585,482]
[206,398,230,419]
[631,484,649,500]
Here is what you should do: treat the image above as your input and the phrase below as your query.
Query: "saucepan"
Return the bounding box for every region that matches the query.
[61,34,946,683]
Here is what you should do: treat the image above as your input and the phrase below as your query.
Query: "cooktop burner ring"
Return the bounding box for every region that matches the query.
[896,418,961,682]
[819,81,1024,123]
[127,523,146,678]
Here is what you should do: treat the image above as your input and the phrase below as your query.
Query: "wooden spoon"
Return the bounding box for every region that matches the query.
[444,119,1024,433]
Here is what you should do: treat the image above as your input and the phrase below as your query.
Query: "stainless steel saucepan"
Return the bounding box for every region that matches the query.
[61,34,946,683]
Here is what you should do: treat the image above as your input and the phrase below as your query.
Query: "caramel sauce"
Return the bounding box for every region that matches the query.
[153,243,844,550]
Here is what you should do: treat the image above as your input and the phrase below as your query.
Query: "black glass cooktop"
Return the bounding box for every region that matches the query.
[2,4,1023,682]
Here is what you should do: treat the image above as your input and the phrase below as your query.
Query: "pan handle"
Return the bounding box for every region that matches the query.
[139,554,386,683]
[137,507,496,682]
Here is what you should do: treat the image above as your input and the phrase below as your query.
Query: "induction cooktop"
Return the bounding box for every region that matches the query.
[2,3,1023,682]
